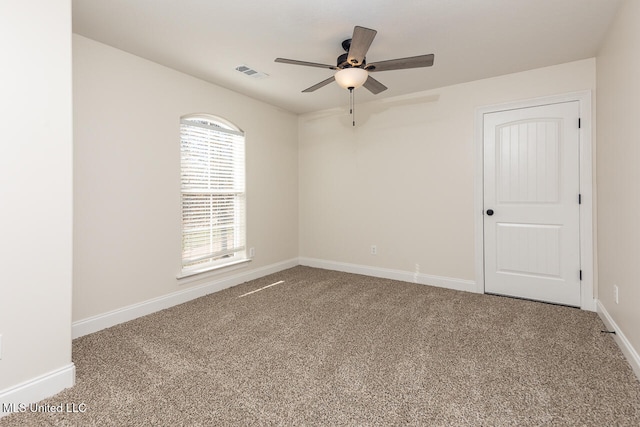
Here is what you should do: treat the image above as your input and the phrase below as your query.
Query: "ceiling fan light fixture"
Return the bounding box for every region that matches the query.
[334,67,368,90]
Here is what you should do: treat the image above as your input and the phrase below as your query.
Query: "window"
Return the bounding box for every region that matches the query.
[180,114,246,275]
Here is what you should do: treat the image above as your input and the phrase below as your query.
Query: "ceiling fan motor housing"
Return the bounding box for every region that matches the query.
[337,52,366,69]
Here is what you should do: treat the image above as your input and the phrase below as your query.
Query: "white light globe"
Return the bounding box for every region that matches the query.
[334,68,368,89]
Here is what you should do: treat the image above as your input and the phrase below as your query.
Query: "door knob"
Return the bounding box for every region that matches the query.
[486,209,494,216]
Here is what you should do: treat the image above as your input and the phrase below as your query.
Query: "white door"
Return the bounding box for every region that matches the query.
[483,101,581,306]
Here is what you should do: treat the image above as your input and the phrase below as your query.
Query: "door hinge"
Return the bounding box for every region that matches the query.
[578,118,581,129]
[579,270,582,281]
[578,194,582,204]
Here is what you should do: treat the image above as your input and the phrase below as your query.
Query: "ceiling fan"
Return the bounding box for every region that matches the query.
[274,26,435,95]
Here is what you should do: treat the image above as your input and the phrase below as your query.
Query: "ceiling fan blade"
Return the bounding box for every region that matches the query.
[363,76,387,94]
[302,76,336,93]
[366,54,434,72]
[275,58,337,70]
[347,26,377,66]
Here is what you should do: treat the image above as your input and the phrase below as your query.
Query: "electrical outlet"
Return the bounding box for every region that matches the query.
[614,285,619,304]
[371,245,377,255]
[249,247,255,258]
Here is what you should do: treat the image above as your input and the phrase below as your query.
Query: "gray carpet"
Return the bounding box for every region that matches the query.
[2,266,639,426]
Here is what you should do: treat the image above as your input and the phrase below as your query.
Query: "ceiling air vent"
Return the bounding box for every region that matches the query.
[235,64,268,79]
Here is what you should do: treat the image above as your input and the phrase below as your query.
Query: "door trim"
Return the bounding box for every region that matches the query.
[474,91,594,311]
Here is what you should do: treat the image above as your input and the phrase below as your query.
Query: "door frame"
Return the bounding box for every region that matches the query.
[474,91,594,311]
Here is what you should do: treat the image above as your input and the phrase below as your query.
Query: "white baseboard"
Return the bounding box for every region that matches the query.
[0,363,75,419]
[299,257,476,293]
[582,298,597,312]
[72,258,299,339]
[596,299,640,381]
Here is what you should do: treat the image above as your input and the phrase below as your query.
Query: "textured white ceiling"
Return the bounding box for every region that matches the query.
[72,0,621,114]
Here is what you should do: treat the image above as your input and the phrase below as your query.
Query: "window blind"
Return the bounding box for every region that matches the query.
[180,118,246,271]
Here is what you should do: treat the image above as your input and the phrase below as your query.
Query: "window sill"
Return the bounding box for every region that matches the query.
[176,258,251,283]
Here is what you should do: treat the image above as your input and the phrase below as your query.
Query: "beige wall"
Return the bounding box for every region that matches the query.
[0,0,73,389]
[299,59,596,282]
[596,0,640,357]
[73,35,299,322]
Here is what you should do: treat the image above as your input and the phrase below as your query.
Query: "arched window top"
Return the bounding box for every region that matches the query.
[181,113,244,136]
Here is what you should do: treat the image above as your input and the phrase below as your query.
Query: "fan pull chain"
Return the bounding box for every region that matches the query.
[349,87,355,126]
